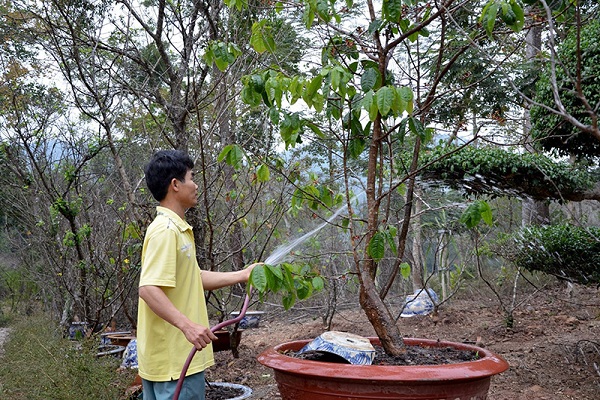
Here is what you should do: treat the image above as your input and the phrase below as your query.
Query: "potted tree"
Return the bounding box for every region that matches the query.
[227,0,526,398]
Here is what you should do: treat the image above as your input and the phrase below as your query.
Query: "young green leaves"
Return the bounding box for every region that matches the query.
[249,263,325,310]
[460,200,493,229]
[480,0,525,37]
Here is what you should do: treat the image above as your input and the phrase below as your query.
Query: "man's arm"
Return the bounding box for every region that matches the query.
[201,262,261,291]
[139,285,217,350]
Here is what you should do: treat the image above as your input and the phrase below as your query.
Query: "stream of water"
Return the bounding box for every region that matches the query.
[264,191,365,265]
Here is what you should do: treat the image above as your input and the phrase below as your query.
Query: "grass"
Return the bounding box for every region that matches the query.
[0,314,137,400]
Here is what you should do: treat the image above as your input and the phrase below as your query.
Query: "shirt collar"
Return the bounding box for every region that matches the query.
[155,206,193,232]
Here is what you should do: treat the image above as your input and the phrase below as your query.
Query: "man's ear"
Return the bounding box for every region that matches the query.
[170,178,179,192]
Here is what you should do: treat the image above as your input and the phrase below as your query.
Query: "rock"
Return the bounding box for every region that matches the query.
[529,385,543,392]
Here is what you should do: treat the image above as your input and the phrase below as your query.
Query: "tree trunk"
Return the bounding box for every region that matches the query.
[359,110,405,355]
[357,264,406,355]
[411,189,425,289]
[522,8,549,227]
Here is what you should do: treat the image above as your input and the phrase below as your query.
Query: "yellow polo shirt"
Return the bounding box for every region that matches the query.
[137,206,214,381]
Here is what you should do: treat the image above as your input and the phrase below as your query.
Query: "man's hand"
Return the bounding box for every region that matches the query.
[180,321,218,350]
[242,262,262,282]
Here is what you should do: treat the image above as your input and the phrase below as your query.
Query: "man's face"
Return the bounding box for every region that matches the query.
[176,169,198,209]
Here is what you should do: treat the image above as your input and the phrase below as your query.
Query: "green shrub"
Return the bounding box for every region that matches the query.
[0,315,136,400]
[499,224,600,285]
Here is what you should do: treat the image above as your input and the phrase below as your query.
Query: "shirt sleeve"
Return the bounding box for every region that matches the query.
[139,227,178,288]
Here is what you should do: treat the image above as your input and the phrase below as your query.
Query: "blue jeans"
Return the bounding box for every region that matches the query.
[142,371,205,400]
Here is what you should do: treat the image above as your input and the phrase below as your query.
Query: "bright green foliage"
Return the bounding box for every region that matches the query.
[241,68,414,149]
[367,231,385,261]
[50,196,82,219]
[249,263,324,309]
[367,225,398,261]
[400,262,411,279]
[531,20,600,158]
[255,163,270,182]
[203,41,242,71]
[460,200,493,229]
[480,0,525,36]
[223,0,248,11]
[217,144,246,169]
[487,0,573,31]
[419,145,595,200]
[250,20,276,54]
[500,224,600,285]
[291,180,343,212]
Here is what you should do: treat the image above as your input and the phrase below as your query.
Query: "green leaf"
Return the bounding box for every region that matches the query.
[312,276,325,291]
[408,117,425,138]
[217,144,232,162]
[296,281,312,300]
[391,89,406,115]
[256,164,270,182]
[224,0,247,11]
[306,74,323,98]
[217,144,244,168]
[382,0,403,22]
[384,228,397,256]
[330,68,341,90]
[348,137,366,159]
[250,20,276,54]
[306,121,325,138]
[241,86,261,106]
[263,265,277,289]
[400,262,411,279]
[482,2,499,37]
[282,294,296,310]
[249,265,268,293]
[397,86,413,102]
[203,42,241,72]
[396,118,408,143]
[508,0,525,32]
[268,107,280,124]
[361,90,374,112]
[479,201,493,226]
[280,113,302,148]
[266,264,284,281]
[460,200,493,229]
[367,231,385,261]
[361,68,379,92]
[367,19,383,35]
[369,96,379,121]
[376,86,394,116]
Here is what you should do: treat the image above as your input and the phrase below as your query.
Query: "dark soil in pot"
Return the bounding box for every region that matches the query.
[205,381,252,400]
[205,385,242,400]
[291,344,477,365]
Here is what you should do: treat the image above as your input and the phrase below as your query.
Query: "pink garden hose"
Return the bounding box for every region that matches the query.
[172,292,252,400]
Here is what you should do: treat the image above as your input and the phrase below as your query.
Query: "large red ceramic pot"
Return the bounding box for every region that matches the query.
[258,337,509,400]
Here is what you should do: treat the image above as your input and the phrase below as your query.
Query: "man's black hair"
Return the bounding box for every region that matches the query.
[144,150,194,202]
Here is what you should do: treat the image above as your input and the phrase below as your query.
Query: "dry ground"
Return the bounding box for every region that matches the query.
[206,284,600,399]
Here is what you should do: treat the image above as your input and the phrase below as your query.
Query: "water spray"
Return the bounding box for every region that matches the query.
[264,190,365,265]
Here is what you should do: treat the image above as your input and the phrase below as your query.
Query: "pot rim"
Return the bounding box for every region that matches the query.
[258,337,509,382]
[230,310,265,315]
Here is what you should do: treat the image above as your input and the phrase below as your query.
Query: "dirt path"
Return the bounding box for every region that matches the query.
[0,328,9,358]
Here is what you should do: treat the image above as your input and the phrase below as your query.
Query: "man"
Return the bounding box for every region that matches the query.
[138,149,259,400]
